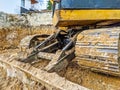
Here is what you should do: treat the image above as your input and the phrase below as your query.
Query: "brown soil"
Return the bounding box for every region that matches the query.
[57,60,120,90]
[19,55,120,90]
[0,26,54,50]
[0,49,120,90]
[0,67,47,90]
[0,26,53,90]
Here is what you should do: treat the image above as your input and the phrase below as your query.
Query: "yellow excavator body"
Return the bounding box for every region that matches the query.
[53,10,120,27]
[50,0,120,28]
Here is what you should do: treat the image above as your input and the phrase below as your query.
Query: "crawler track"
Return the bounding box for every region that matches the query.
[76,27,120,76]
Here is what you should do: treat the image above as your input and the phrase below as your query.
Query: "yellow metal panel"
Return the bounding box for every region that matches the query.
[50,0,53,4]
[60,10,120,20]
[53,10,120,27]
[53,10,60,27]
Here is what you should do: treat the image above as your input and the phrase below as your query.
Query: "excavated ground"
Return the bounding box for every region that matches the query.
[1,49,120,90]
[59,61,120,90]
[27,57,120,90]
[0,26,54,90]
[0,26,54,50]
[0,27,120,90]
[0,66,47,90]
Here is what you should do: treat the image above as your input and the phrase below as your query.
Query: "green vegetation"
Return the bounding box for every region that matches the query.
[47,1,52,10]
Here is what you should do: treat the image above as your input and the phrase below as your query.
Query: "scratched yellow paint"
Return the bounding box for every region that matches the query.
[60,10,120,20]
[53,10,120,27]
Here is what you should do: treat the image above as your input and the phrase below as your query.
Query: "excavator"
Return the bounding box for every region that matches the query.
[19,0,120,76]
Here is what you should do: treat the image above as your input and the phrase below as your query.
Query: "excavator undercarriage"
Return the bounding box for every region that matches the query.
[18,26,120,76]
[19,30,79,72]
